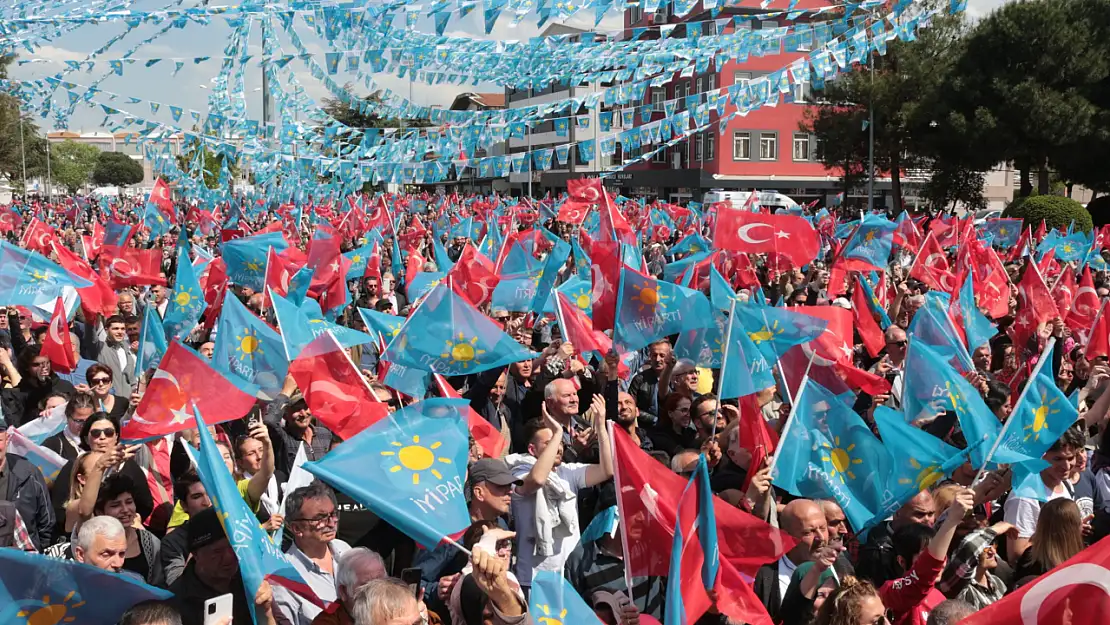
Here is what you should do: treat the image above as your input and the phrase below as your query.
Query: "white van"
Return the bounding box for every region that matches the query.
[702,189,799,211]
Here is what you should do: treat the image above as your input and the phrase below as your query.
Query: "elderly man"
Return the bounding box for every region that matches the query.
[627,339,672,420]
[350,579,421,625]
[753,499,850,622]
[73,516,134,577]
[311,548,387,625]
[857,489,936,586]
[274,481,351,625]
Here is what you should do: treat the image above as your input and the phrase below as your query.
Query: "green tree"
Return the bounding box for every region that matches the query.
[92,151,145,187]
[0,55,49,192]
[803,7,968,212]
[921,163,986,212]
[176,141,239,190]
[321,85,432,129]
[937,0,1109,196]
[49,140,100,193]
[803,105,868,201]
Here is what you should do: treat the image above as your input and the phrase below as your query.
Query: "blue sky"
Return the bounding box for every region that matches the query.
[11,0,1009,132]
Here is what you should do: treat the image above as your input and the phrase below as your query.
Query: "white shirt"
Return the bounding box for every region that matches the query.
[777,554,798,601]
[510,462,589,587]
[272,538,351,625]
[1004,481,1072,538]
[112,343,128,372]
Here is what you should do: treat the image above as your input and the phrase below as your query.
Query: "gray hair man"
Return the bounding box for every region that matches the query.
[323,548,387,624]
[350,578,420,625]
[74,515,137,579]
[273,481,351,625]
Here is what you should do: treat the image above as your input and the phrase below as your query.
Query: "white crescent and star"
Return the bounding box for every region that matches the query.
[737,223,774,244]
[1074,287,1098,317]
[580,186,601,202]
[110,258,136,279]
[1019,562,1110,625]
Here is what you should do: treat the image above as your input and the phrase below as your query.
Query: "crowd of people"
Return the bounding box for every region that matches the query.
[0,189,1107,625]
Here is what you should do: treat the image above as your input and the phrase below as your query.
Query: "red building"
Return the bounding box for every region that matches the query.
[612,0,851,205]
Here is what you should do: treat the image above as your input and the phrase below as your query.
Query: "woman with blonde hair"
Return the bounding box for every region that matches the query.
[1014,498,1084,587]
[814,576,888,625]
[62,451,101,534]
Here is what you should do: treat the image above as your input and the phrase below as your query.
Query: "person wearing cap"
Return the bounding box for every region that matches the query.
[170,507,278,625]
[264,374,334,475]
[412,458,519,616]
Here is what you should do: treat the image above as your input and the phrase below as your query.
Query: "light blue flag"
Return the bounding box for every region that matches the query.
[193,407,313,624]
[907,292,974,372]
[407,272,446,302]
[542,276,592,316]
[136,304,168,374]
[531,229,571,313]
[214,292,289,400]
[0,548,172,625]
[839,214,897,270]
[382,284,538,375]
[530,570,604,625]
[674,310,727,368]
[958,271,996,351]
[358,308,406,345]
[858,273,892,329]
[571,236,592,280]
[343,243,375,280]
[719,311,776,399]
[733,304,827,365]
[491,269,542,313]
[304,398,472,548]
[771,380,893,532]
[995,340,1079,463]
[709,265,743,312]
[1008,458,1056,502]
[671,232,710,257]
[663,250,712,283]
[872,406,971,526]
[431,236,455,272]
[614,266,713,353]
[221,231,287,291]
[163,237,207,340]
[286,265,313,307]
[0,241,91,309]
[271,292,374,361]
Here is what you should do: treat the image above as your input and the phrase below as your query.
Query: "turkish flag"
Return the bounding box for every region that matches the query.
[41,298,76,374]
[53,241,118,318]
[1086,302,1110,361]
[712,209,819,267]
[148,178,176,222]
[446,244,499,308]
[960,534,1110,625]
[1067,266,1100,337]
[1052,268,1077,320]
[99,248,166,289]
[910,231,958,293]
[1018,260,1058,327]
[363,195,393,233]
[21,218,56,254]
[0,206,23,234]
[263,247,299,308]
[796,305,855,365]
[555,292,612,354]
[124,341,257,439]
[288,332,389,441]
[589,241,622,332]
[365,241,382,286]
[432,374,507,459]
[201,259,228,331]
[556,200,592,224]
[735,394,778,492]
[852,275,885,358]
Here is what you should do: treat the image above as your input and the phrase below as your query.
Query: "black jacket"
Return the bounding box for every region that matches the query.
[2,453,54,550]
[755,556,855,624]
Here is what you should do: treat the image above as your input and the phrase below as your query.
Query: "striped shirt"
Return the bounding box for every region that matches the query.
[563,538,665,620]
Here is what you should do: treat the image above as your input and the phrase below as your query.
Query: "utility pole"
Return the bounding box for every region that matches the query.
[866,21,876,213]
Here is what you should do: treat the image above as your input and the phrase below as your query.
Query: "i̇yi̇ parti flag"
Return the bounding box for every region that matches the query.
[163,233,207,340]
[529,570,605,625]
[213,291,289,400]
[613,266,713,353]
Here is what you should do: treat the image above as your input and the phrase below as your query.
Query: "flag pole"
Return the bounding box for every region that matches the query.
[710,298,737,440]
[607,418,637,598]
[972,336,1056,485]
[766,349,817,480]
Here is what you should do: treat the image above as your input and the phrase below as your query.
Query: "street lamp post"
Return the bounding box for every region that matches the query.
[867,48,875,213]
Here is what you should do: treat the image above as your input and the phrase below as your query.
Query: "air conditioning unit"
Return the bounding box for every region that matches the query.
[651,11,666,24]
[672,152,682,169]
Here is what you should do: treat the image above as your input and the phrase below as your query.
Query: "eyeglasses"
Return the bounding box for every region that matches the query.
[293,511,338,528]
[90,376,112,386]
[31,359,50,368]
[886,340,908,348]
[89,427,116,439]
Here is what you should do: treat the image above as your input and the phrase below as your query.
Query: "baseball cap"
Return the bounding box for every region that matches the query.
[467,459,521,488]
[188,507,228,552]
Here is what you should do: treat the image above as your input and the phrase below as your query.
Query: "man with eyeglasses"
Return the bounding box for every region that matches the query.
[15,345,76,426]
[273,481,351,625]
[869,326,908,410]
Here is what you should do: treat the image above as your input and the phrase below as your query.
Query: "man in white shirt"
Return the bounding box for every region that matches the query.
[93,315,135,396]
[273,481,350,625]
[1003,424,1085,564]
[509,399,612,590]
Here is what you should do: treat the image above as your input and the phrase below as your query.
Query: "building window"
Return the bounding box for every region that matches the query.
[653,145,667,163]
[708,74,716,92]
[706,133,715,161]
[733,131,750,160]
[793,133,810,161]
[695,134,704,161]
[760,20,777,30]
[651,88,666,112]
[759,132,777,160]
[733,71,751,87]
[792,79,810,104]
[696,77,704,94]
[675,82,686,110]
[630,5,643,24]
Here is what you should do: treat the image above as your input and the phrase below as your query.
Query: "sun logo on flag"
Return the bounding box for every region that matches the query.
[235,328,263,360]
[1024,390,1061,442]
[820,437,863,483]
[381,435,452,485]
[630,281,666,313]
[174,286,199,309]
[748,320,784,344]
[899,458,945,491]
[351,254,362,265]
[442,333,485,367]
[863,229,877,242]
[999,227,1009,236]
[16,589,85,624]
[384,323,402,339]
[535,605,568,625]
[28,269,52,284]
[246,259,263,272]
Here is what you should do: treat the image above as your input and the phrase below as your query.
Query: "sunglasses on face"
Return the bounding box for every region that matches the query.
[886,340,907,347]
[90,427,116,439]
[91,377,112,386]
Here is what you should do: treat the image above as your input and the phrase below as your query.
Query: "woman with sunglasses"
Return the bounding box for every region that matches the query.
[50,411,155,540]
[84,364,129,420]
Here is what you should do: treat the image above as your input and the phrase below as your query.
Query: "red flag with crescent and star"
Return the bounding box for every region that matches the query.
[52,241,118,318]
[712,209,819,267]
[147,178,176,223]
[123,341,258,440]
[288,332,389,441]
[1068,265,1100,339]
[960,533,1110,625]
[40,297,76,374]
[98,248,166,289]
